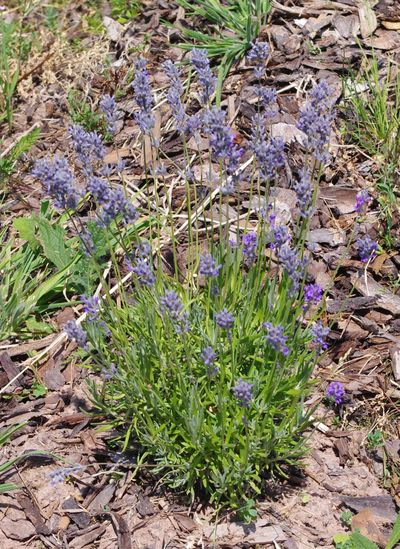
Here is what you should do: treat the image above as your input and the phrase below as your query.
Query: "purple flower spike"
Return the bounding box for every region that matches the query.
[163,60,187,134]
[201,346,219,375]
[263,322,290,356]
[247,40,269,78]
[199,254,221,278]
[293,168,313,218]
[276,244,306,295]
[215,309,235,330]
[191,49,216,105]
[81,295,100,321]
[355,189,372,214]
[100,94,118,134]
[242,232,258,265]
[64,321,88,349]
[304,283,323,309]
[356,235,378,263]
[233,378,253,408]
[201,346,216,366]
[269,224,291,250]
[311,321,329,352]
[132,58,155,135]
[297,80,335,161]
[68,125,105,169]
[250,135,285,181]
[160,290,190,334]
[102,363,117,380]
[32,156,80,210]
[203,108,243,193]
[48,464,82,486]
[132,258,155,287]
[99,188,138,226]
[326,381,345,405]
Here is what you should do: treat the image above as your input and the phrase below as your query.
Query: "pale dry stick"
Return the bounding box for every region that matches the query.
[0,262,128,395]
[271,0,357,16]
[0,122,40,159]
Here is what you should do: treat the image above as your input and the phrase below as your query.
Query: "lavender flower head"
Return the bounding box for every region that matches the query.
[68,125,105,170]
[242,232,258,265]
[132,58,155,135]
[102,363,117,380]
[326,381,345,405]
[132,257,155,287]
[201,346,219,375]
[32,156,80,210]
[263,322,289,356]
[99,188,138,226]
[64,320,88,349]
[311,321,329,352]
[81,295,100,321]
[215,309,235,330]
[356,235,378,263]
[201,346,216,367]
[163,60,187,134]
[250,133,285,181]
[292,168,313,218]
[355,189,372,214]
[247,40,269,78]
[160,290,190,334]
[297,80,335,162]
[199,254,221,278]
[269,224,291,250]
[233,378,253,408]
[303,283,323,309]
[48,464,82,486]
[87,176,111,206]
[276,244,306,295]
[259,87,278,119]
[203,108,243,193]
[191,48,216,105]
[100,94,118,134]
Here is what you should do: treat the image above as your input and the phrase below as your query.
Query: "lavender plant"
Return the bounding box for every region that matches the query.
[31,53,337,511]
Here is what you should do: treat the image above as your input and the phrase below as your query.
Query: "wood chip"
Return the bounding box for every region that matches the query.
[351,271,400,315]
[203,520,286,544]
[390,347,400,381]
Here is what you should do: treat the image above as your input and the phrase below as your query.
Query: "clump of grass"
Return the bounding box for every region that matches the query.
[174,0,271,100]
[343,53,400,239]
[67,89,105,133]
[0,1,37,130]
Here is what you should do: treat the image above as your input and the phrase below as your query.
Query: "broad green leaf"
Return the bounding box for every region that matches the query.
[13,216,39,247]
[37,218,72,269]
[333,532,351,544]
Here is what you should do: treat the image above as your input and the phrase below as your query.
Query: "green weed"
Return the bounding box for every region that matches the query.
[333,512,400,549]
[67,90,104,132]
[366,429,384,449]
[0,2,36,130]
[0,126,40,185]
[0,422,50,493]
[174,0,271,100]
[343,54,400,238]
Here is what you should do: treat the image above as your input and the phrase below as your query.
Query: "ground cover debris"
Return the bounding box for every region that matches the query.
[0,1,399,548]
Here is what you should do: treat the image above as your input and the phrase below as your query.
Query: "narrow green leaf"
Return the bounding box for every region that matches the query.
[385,513,400,549]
